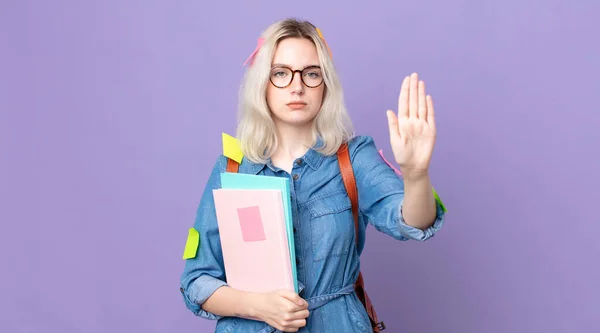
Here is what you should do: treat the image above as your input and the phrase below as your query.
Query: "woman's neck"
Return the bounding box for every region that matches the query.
[270,123,314,172]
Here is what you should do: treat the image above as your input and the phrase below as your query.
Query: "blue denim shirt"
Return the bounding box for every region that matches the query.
[180,135,446,332]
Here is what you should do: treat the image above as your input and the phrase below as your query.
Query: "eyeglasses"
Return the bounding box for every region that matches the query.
[269,65,324,88]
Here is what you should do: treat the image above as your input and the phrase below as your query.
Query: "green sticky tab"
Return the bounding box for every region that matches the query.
[432,187,447,213]
[182,228,200,259]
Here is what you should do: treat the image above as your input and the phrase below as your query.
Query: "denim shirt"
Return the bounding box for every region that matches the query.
[179,135,446,333]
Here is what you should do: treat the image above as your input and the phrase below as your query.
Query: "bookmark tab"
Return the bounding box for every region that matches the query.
[222,133,244,164]
[182,228,200,259]
[237,206,267,242]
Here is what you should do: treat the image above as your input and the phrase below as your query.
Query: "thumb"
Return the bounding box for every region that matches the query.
[279,290,306,306]
[386,110,400,139]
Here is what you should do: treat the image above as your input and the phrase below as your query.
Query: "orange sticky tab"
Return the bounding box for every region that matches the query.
[316,27,332,57]
[316,27,325,39]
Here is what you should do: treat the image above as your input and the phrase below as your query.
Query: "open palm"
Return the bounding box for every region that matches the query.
[386,73,436,180]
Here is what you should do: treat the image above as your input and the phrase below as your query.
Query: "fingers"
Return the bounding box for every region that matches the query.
[283,309,310,321]
[283,319,307,332]
[426,95,436,128]
[266,290,310,332]
[278,309,310,332]
[398,76,409,118]
[279,290,308,309]
[294,309,310,320]
[409,72,419,118]
[278,290,303,305]
[418,80,427,120]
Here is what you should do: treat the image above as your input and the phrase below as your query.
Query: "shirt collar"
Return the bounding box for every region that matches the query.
[301,136,324,170]
[240,136,325,174]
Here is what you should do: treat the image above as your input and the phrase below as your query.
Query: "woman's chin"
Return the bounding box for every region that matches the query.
[273,112,317,128]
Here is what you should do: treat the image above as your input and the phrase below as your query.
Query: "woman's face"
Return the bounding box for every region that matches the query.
[266,37,325,130]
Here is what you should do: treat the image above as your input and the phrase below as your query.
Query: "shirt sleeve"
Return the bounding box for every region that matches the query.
[179,155,229,320]
[349,135,446,241]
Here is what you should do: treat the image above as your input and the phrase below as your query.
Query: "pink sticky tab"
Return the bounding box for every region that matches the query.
[237,206,267,242]
[378,149,403,177]
[243,37,265,66]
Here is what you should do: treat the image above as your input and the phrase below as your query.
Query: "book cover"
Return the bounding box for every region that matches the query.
[220,172,298,292]
[212,188,294,293]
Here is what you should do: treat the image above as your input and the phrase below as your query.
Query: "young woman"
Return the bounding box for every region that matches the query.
[180,18,446,333]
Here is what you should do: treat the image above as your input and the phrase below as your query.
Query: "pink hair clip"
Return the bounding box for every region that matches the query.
[243,37,265,66]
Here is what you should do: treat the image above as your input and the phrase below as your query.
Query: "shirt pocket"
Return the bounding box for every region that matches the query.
[305,190,355,262]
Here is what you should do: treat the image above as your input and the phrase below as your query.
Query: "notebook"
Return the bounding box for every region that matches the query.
[212,188,294,293]
[220,172,298,292]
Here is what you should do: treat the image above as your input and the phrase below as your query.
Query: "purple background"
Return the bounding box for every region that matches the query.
[2,1,599,332]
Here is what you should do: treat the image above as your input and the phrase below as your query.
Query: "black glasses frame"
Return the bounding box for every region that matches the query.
[269,65,324,88]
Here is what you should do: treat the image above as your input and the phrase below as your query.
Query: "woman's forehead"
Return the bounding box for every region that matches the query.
[272,38,319,67]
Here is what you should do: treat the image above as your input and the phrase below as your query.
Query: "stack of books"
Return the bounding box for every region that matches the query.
[213,172,298,293]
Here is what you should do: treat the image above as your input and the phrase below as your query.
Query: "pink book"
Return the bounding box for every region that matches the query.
[212,188,294,293]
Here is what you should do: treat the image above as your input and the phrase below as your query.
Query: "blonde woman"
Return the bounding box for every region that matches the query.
[180,18,446,333]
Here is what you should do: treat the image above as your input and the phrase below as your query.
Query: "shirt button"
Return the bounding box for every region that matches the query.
[296,159,303,165]
[296,258,300,265]
[293,174,299,180]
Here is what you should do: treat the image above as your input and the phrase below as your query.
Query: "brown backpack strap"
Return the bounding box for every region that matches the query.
[337,142,386,332]
[337,143,360,236]
[226,157,239,173]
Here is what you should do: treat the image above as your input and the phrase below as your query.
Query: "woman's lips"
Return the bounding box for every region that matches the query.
[287,102,307,109]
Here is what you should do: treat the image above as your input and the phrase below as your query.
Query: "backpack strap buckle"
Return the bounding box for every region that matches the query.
[375,321,386,331]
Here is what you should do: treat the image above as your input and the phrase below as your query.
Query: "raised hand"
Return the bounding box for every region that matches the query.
[386,72,437,181]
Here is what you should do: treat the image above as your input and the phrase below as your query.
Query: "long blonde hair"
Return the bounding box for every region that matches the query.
[236,18,354,164]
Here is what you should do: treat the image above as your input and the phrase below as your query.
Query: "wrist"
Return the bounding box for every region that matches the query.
[400,168,430,183]
[238,291,264,321]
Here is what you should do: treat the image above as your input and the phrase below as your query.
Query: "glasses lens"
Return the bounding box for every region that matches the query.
[270,67,293,88]
[301,67,323,87]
